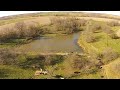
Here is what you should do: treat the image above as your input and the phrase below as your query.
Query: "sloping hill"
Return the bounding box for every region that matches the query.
[102,58,120,79]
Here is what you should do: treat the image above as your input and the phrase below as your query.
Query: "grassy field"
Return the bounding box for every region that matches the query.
[78,25,120,79]
[102,58,120,79]
[78,26,120,53]
[0,65,34,79]
[1,12,120,79]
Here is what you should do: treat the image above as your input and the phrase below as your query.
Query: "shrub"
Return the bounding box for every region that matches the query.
[78,19,87,26]
[0,27,18,42]
[66,54,92,70]
[50,17,81,34]
[90,23,102,33]
[107,21,120,27]
[109,33,119,39]
[0,48,18,65]
[85,20,103,33]
[72,58,90,69]
[0,21,44,43]
[85,32,96,43]
[102,25,113,34]
[18,55,64,69]
[45,55,64,66]
[14,21,27,38]
[19,55,45,69]
[14,21,43,38]
[102,47,119,63]
[25,24,42,38]
[0,34,6,42]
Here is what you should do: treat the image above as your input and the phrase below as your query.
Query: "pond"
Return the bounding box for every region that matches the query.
[17,32,83,53]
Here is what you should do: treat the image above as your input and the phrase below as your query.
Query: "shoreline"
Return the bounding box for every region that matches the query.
[77,34,99,54]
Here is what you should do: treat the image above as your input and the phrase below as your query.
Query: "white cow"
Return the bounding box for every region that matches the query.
[34,69,48,76]
[34,69,43,76]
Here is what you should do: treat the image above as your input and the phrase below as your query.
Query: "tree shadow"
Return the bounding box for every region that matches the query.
[91,35,102,43]
[19,55,45,70]
[95,36,102,42]
[0,69,10,78]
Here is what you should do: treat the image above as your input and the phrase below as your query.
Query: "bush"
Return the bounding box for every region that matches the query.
[102,25,113,34]
[0,34,6,42]
[18,55,64,69]
[107,21,120,27]
[45,55,64,66]
[85,32,96,43]
[0,21,43,43]
[90,23,102,33]
[0,48,18,65]
[85,20,103,33]
[50,17,81,34]
[109,33,119,39]
[78,19,87,26]
[0,27,18,42]
[19,55,46,69]
[66,54,93,70]
[102,47,119,63]
[72,58,90,69]
[14,21,43,39]
[25,24,42,38]
[14,21,27,38]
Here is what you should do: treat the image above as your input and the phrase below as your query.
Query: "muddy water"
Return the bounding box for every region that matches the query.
[17,32,83,53]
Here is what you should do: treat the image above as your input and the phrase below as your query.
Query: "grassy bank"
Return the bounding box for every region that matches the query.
[78,26,120,54]
[78,25,120,78]
[0,65,34,79]
[102,58,120,79]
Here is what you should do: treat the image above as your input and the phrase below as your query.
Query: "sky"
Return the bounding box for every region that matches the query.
[0,11,120,17]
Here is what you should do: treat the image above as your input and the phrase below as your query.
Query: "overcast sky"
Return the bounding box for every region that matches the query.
[0,11,120,17]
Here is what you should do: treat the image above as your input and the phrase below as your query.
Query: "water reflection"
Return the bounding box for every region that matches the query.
[18,32,83,53]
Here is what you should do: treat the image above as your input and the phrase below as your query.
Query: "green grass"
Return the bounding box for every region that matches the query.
[0,37,104,79]
[70,72,102,79]
[111,26,120,31]
[0,39,27,48]
[78,26,120,54]
[0,53,102,79]
[89,32,120,53]
[78,26,120,79]
[0,65,34,79]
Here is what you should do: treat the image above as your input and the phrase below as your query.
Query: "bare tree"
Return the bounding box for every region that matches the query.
[14,21,26,38]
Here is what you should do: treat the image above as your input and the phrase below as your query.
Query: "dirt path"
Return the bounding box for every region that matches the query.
[15,51,85,56]
[102,65,109,79]
[33,52,84,56]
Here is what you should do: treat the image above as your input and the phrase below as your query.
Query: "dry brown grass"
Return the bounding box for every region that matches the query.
[116,29,120,37]
[1,16,120,34]
[102,58,120,79]
[76,17,120,23]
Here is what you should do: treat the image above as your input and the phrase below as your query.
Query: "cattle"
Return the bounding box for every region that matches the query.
[101,76,104,78]
[60,77,64,79]
[34,69,48,76]
[42,71,48,75]
[74,71,81,74]
[34,70,42,76]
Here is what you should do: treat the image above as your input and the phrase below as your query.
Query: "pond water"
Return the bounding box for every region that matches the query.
[17,32,83,53]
